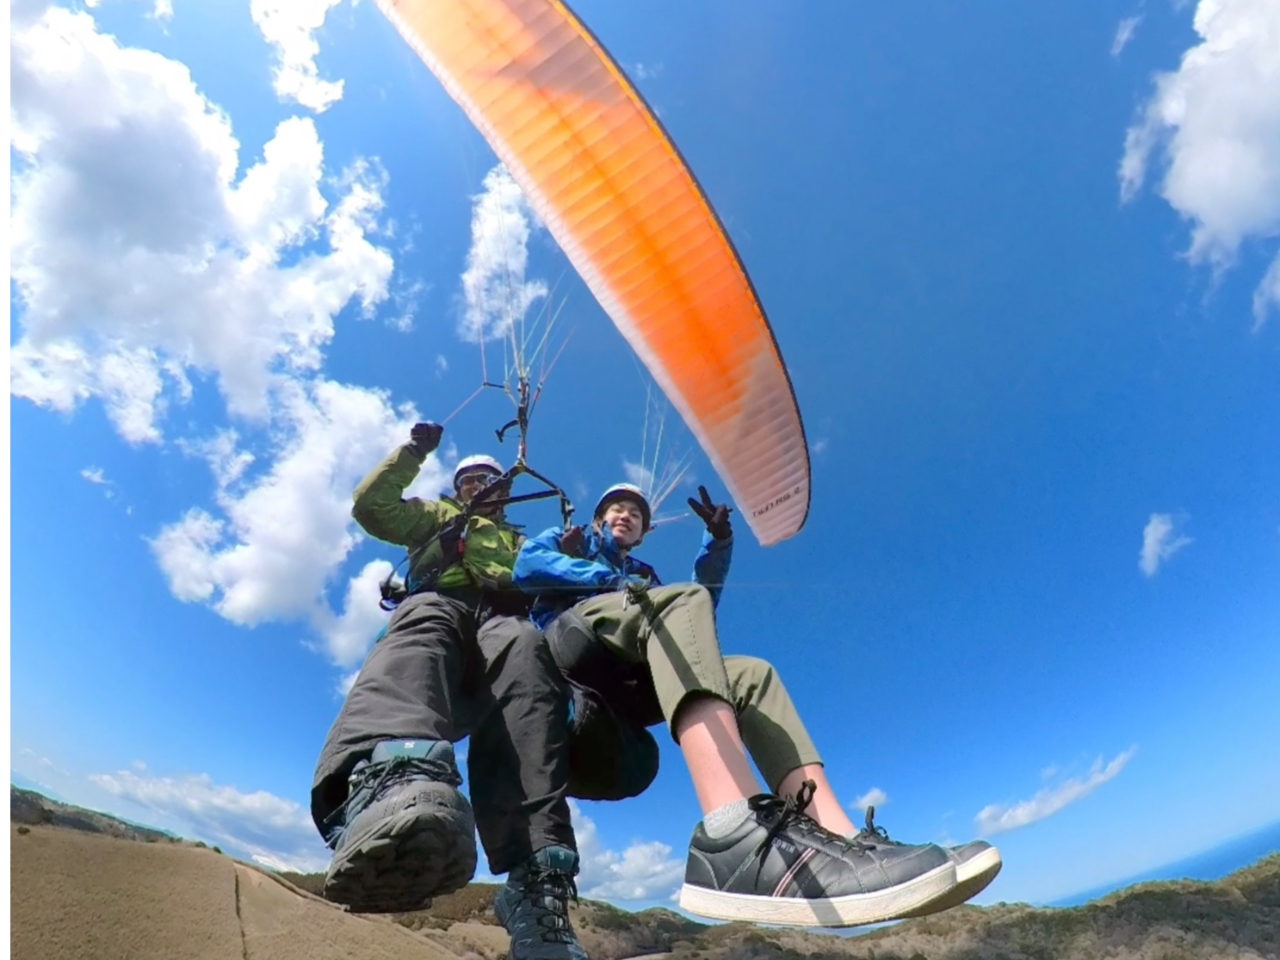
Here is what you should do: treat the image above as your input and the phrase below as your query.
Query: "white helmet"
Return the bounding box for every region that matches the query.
[594,483,652,531]
[453,454,503,488]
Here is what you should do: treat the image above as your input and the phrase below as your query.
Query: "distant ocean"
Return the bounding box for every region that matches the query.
[1051,818,1280,907]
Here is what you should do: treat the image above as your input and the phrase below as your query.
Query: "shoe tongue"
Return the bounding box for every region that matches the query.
[530,844,579,875]
[371,739,452,764]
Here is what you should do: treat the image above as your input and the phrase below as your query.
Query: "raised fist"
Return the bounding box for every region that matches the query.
[408,422,444,456]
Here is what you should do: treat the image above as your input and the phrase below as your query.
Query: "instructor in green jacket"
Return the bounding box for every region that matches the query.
[310,422,582,960]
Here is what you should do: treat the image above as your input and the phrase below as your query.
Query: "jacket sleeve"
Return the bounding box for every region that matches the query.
[513,527,621,594]
[351,444,449,547]
[692,532,733,609]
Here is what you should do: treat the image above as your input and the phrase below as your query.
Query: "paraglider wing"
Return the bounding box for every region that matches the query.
[376,0,810,545]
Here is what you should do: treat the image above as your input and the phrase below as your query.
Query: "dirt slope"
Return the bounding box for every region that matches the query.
[10,824,466,960]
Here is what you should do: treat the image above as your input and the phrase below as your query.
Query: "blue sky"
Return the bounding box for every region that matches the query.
[7,0,1280,908]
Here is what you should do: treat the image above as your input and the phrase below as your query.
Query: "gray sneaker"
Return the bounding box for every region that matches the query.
[853,806,1002,918]
[678,782,957,928]
[323,739,477,913]
[495,845,588,960]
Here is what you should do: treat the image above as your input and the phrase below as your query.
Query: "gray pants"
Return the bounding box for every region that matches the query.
[311,593,574,875]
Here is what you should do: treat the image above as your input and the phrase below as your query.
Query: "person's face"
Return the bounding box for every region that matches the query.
[455,469,500,507]
[599,499,645,547]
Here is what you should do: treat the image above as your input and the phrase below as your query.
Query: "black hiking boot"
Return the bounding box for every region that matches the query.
[852,806,1002,918]
[678,782,957,928]
[495,845,588,960]
[322,739,477,913]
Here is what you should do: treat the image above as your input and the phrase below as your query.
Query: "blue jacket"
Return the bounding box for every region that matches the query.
[513,524,733,629]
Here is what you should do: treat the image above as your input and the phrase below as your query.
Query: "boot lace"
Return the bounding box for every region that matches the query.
[514,866,580,944]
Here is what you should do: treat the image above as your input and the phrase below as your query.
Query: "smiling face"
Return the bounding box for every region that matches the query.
[597,497,646,548]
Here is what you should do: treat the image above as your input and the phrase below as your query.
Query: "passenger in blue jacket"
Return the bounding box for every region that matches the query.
[513,484,997,929]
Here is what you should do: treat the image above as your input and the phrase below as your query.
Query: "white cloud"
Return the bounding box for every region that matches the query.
[91,768,330,872]
[1119,0,1280,326]
[80,466,108,485]
[9,5,394,441]
[149,379,452,663]
[1254,250,1280,328]
[250,0,345,113]
[435,355,449,376]
[1140,512,1193,576]
[319,560,394,668]
[571,801,685,902]
[633,62,664,81]
[8,2,470,678]
[811,438,829,456]
[459,166,548,344]
[974,748,1137,837]
[337,667,361,697]
[1111,15,1143,58]
[385,278,429,333]
[81,0,171,19]
[851,787,888,812]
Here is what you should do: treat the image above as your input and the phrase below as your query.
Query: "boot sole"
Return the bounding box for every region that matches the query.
[678,861,958,928]
[896,847,1003,919]
[323,805,477,914]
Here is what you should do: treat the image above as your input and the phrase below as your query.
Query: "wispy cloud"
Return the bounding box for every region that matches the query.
[622,460,655,492]
[1140,512,1192,577]
[1119,0,1280,328]
[633,62,664,81]
[1111,15,1143,57]
[80,466,108,485]
[975,748,1137,837]
[90,767,331,872]
[851,787,888,812]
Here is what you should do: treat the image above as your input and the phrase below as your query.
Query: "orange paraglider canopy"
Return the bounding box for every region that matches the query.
[376,0,810,545]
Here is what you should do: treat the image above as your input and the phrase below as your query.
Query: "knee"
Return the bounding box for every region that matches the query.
[669,583,713,608]
[500,622,558,673]
[726,655,778,692]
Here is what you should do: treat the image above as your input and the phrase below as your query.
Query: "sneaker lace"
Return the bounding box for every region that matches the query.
[750,779,826,883]
[515,866,580,944]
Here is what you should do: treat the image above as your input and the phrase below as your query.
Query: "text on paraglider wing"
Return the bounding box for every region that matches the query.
[752,485,804,519]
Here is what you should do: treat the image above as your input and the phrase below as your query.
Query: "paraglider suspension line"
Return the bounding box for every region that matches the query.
[470,375,574,529]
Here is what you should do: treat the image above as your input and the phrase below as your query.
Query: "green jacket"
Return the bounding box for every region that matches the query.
[352,444,522,595]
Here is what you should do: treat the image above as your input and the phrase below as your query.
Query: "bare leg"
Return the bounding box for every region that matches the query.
[673,695,761,814]
[776,763,856,836]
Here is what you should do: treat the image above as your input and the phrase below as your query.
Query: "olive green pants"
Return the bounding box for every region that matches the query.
[572,583,822,791]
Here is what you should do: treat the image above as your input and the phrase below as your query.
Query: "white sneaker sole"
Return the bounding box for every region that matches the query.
[897,846,1003,919]
[677,861,958,929]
